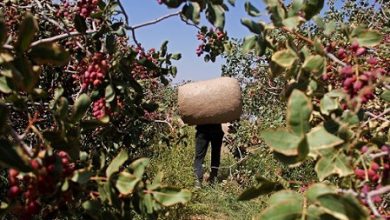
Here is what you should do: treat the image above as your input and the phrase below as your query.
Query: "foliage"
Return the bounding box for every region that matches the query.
[0,0,389,219]
[0,0,200,218]
[234,0,390,218]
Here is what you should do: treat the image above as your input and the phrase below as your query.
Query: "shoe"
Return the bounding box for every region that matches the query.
[207,175,217,184]
[194,179,202,189]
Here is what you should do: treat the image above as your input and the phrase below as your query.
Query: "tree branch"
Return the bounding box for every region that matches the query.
[326,52,347,67]
[366,185,390,217]
[126,11,181,30]
[369,151,389,159]
[122,11,180,46]
[10,128,33,158]
[180,16,201,30]
[153,119,174,131]
[30,30,97,47]
[363,108,390,126]
[117,0,129,26]
[39,13,69,34]
[131,29,140,47]
[281,27,347,67]
[282,27,314,44]
[3,30,97,50]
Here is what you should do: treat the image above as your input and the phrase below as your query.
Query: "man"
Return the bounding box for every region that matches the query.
[194,124,224,188]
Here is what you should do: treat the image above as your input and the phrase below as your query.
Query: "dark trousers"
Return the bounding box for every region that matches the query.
[194,131,224,181]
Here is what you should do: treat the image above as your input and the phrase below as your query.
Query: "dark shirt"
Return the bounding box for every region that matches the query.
[195,124,223,133]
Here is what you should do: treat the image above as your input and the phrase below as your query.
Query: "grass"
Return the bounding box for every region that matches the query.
[147,127,319,219]
[148,128,269,220]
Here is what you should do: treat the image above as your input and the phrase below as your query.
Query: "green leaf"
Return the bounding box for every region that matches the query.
[351,29,382,47]
[141,193,155,214]
[1,201,8,209]
[105,34,116,55]
[80,119,107,130]
[115,171,140,195]
[12,57,37,92]
[308,79,318,93]
[380,90,390,102]
[313,16,325,29]
[261,129,303,156]
[242,35,266,56]
[82,200,101,219]
[282,16,303,30]
[305,183,336,203]
[320,94,339,115]
[153,187,191,206]
[98,182,120,206]
[256,201,303,220]
[0,19,7,45]
[244,1,261,17]
[148,172,164,190]
[307,126,343,156]
[99,153,106,170]
[16,13,38,52]
[303,0,324,20]
[263,0,280,7]
[0,139,32,172]
[29,42,70,66]
[341,111,360,125]
[317,194,369,220]
[129,158,150,179]
[42,130,80,160]
[238,177,283,201]
[271,49,298,69]
[181,2,201,24]
[106,149,128,178]
[171,53,181,60]
[71,94,91,122]
[56,97,69,119]
[164,0,184,8]
[289,0,304,16]
[49,87,64,109]
[71,170,93,184]
[90,12,104,19]
[241,18,264,34]
[142,102,158,112]
[300,46,311,59]
[111,22,123,31]
[315,152,353,181]
[0,53,13,65]
[306,205,327,220]
[0,76,11,94]
[171,66,177,76]
[302,55,326,77]
[324,21,336,36]
[160,41,169,57]
[206,3,225,29]
[74,14,87,33]
[105,84,115,103]
[273,136,309,165]
[268,190,303,206]
[327,89,347,98]
[61,179,69,191]
[228,0,236,6]
[287,89,312,135]
[266,2,286,27]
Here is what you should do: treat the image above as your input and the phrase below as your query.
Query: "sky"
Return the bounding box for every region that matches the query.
[122,1,267,83]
